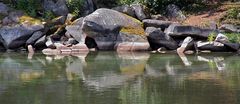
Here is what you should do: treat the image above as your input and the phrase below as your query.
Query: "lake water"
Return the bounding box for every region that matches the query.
[0,52,240,104]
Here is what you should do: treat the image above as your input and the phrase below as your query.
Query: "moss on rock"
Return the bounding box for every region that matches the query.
[19,15,41,25]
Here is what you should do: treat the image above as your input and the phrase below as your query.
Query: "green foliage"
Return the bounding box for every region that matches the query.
[119,0,146,5]
[225,33,240,43]
[208,32,217,42]
[15,0,41,17]
[226,7,240,19]
[42,11,55,20]
[66,0,84,16]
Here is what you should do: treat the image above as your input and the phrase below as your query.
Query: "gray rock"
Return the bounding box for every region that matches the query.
[146,27,178,50]
[0,23,44,49]
[197,41,238,52]
[0,3,9,15]
[26,31,44,45]
[65,17,85,42]
[131,4,151,21]
[177,37,194,53]
[165,24,218,39]
[82,8,149,51]
[166,4,186,21]
[34,35,47,48]
[65,38,78,45]
[2,10,24,25]
[219,24,239,33]
[112,5,136,18]
[215,33,228,43]
[43,0,69,16]
[45,36,55,49]
[82,0,96,16]
[143,19,173,30]
[151,14,167,20]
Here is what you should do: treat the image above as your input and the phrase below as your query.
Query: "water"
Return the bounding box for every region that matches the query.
[0,52,240,104]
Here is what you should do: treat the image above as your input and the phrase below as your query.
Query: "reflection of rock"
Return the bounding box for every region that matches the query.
[197,55,226,71]
[82,52,149,90]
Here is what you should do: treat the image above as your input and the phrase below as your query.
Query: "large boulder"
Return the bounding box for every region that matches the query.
[219,24,239,33]
[165,24,218,39]
[166,4,186,21]
[0,2,9,15]
[43,0,69,16]
[26,31,44,46]
[131,4,151,21]
[65,17,85,42]
[0,16,44,49]
[143,19,173,30]
[112,5,136,18]
[197,41,239,52]
[82,8,150,51]
[145,27,178,50]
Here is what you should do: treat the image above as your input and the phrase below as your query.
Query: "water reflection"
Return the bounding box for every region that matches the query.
[0,52,239,104]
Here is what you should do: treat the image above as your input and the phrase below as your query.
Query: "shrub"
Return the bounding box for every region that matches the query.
[225,33,240,43]
[15,0,41,17]
[208,32,217,42]
[66,0,84,16]
[226,7,240,19]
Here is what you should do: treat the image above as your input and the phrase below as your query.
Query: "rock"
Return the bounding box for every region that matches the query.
[34,35,47,49]
[65,17,85,42]
[209,21,217,30]
[43,0,69,16]
[27,45,34,53]
[82,0,96,16]
[196,41,237,52]
[45,37,55,49]
[71,43,89,53]
[177,37,193,53]
[0,19,44,49]
[131,4,151,21]
[112,5,136,18]
[26,31,44,45]
[2,10,24,25]
[145,27,178,50]
[165,24,218,39]
[82,8,149,51]
[219,24,239,33]
[0,2,9,15]
[151,14,167,20]
[143,19,173,30]
[215,33,228,43]
[65,38,78,45]
[166,4,186,21]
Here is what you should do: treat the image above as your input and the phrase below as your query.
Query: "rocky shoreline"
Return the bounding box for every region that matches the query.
[0,2,239,55]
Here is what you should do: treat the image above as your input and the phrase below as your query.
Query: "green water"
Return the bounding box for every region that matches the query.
[0,52,240,104]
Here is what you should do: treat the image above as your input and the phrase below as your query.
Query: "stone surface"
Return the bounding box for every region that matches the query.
[0,2,9,15]
[0,22,44,49]
[2,10,24,25]
[43,0,69,16]
[143,19,173,30]
[34,35,47,49]
[165,24,218,39]
[45,37,55,49]
[215,33,228,43]
[65,17,85,42]
[112,5,136,18]
[166,4,186,21]
[177,37,193,53]
[197,41,231,52]
[131,4,150,21]
[145,27,178,50]
[26,31,44,45]
[82,8,149,51]
[219,24,239,33]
